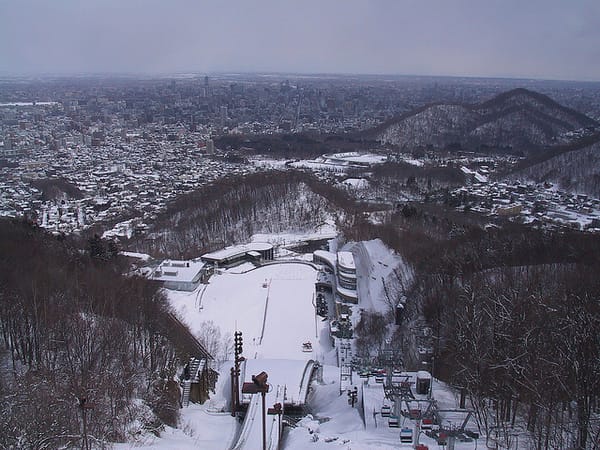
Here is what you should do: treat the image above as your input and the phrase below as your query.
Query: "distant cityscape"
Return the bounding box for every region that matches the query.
[2,74,600,237]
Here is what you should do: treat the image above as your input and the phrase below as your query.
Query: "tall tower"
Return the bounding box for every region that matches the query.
[220,106,228,128]
[206,138,215,154]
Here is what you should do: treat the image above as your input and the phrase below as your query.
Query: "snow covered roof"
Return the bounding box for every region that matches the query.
[337,251,355,270]
[417,370,432,379]
[202,242,273,262]
[151,259,205,283]
[342,178,369,189]
[323,152,387,165]
[336,284,358,299]
[313,250,337,268]
[120,251,151,261]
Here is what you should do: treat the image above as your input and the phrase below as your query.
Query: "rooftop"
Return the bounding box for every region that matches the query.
[201,242,273,262]
[337,251,356,270]
[151,259,205,283]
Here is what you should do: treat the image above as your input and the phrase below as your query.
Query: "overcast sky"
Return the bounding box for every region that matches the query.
[1,0,599,81]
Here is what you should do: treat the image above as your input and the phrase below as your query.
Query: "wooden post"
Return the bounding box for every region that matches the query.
[261,391,266,450]
[231,367,236,416]
[235,367,240,411]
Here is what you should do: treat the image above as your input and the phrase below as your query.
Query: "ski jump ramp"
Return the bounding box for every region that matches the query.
[231,359,317,449]
[240,359,316,407]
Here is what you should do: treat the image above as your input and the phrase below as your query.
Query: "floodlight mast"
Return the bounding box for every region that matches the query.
[232,330,244,412]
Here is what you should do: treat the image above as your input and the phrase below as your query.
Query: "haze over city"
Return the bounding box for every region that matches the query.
[2,1,600,449]
[1,0,600,81]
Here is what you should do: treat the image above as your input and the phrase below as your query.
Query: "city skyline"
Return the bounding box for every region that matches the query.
[1,0,600,82]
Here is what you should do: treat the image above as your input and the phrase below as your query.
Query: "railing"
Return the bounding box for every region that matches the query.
[166,313,214,360]
[297,360,316,405]
[230,393,261,450]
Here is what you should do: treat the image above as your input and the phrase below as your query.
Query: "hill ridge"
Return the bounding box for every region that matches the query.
[375,88,598,154]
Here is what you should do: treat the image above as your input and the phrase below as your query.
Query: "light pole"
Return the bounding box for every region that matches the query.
[261,391,266,450]
[311,293,318,338]
[251,371,269,450]
[268,402,283,450]
[230,367,236,416]
[233,331,244,413]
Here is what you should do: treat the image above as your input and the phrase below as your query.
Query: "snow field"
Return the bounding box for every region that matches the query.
[130,241,478,449]
[167,262,326,448]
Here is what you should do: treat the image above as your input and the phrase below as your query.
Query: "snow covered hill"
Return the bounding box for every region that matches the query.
[116,238,485,450]
[510,134,600,198]
[375,88,598,154]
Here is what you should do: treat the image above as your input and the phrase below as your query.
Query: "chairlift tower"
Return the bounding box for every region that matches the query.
[338,338,353,394]
[432,409,477,449]
[383,373,439,447]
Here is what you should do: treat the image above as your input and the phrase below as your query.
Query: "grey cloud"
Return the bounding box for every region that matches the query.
[0,0,598,80]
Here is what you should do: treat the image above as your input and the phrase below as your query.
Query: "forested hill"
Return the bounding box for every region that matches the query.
[0,219,195,448]
[372,88,597,154]
[509,132,600,197]
[348,204,600,449]
[130,171,355,259]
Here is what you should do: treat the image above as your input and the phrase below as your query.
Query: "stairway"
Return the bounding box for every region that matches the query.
[181,358,207,407]
[181,379,192,407]
[191,358,205,382]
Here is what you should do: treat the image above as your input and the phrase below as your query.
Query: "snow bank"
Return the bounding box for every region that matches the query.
[347,239,413,314]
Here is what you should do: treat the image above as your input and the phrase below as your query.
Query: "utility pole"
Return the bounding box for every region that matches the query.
[230,367,236,417]
[428,355,435,400]
[312,293,318,338]
[415,417,421,447]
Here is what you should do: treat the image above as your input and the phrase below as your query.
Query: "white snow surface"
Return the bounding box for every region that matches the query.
[398,156,425,167]
[290,152,387,172]
[117,240,482,450]
[347,239,413,314]
[342,178,370,189]
[460,166,488,183]
[169,263,319,362]
[120,251,152,261]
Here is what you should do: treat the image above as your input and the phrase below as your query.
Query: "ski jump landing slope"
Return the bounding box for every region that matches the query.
[169,262,321,450]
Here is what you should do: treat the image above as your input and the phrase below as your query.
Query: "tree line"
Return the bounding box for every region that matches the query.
[128,171,357,259]
[0,219,202,448]
[342,202,600,449]
[416,264,600,449]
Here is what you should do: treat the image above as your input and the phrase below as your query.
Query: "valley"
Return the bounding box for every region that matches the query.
[1,74,600,449]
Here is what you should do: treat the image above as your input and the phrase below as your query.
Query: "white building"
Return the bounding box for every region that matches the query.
[150,259,207,291]
[336,251,358,303]
[201,242,273,267]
